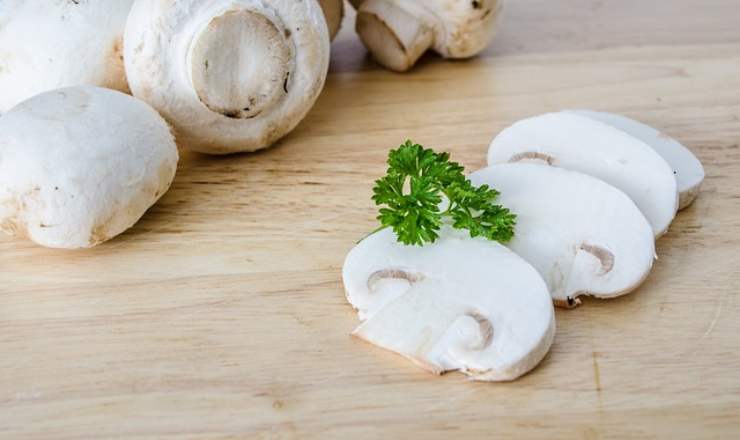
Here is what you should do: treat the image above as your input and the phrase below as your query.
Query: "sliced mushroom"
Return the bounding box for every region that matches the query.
[318,0,345,40]
[0,0,134,112]
[488,112,679,237]
[343,227,555,381]
[124,0,330,154]
[351,0,505,72]
[0,86,178,249]
[470,163,656,308]
[568,110,705,210]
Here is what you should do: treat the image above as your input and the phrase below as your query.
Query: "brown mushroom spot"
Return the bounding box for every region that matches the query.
[580,243,615,274]
[508,151,556,166]
[367,269,423,293]
[466,310,494,350]
[102,37,130,94]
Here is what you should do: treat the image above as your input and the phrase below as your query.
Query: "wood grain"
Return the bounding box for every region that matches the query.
[2,0,740,438]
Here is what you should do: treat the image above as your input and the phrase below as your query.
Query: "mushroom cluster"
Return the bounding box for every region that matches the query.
[344,111,704,380]
[0,0,341,248]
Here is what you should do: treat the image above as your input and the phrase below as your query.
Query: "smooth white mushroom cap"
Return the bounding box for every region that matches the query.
[353,0,505,72]
[470,163,655,307]
[343,227,555,381]
[0,86,178,249]
[0,0,133,112]
[568,110,705,210]
[487,112,679,237]
[124,0,330,154]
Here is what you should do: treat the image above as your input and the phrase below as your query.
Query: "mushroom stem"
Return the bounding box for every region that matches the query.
[355,0,434,72]
[188,9,292,120]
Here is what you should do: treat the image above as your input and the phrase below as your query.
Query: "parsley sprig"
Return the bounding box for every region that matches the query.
[372,140,516,246]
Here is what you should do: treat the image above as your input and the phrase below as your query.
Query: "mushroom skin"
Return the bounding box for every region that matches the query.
[568,110,705,211]
[0,0,134,113]
[124,0,331,154]
[0,86,178,249]
[351,0,505,72]
[470,164,656,308]
[343,227,555,381]
[488,112,679,237]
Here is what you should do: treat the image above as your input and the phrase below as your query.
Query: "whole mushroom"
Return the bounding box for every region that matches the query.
[0,0,134,113]
[0,86,178,249]
[350,0,505,72]
[124,0,331,154]
[318,0,346,40]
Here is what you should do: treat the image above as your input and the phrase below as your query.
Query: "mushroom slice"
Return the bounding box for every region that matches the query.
[124,0,330,154]
[352,0,505,72]
[0,0,134,112]
[0,86,178,249]
[469,163,655,308]
[568,110,705,210]
[343,227,555,381]
[487,112,679,237]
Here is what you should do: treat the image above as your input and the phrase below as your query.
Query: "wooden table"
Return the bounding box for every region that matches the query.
[2,1,740,437]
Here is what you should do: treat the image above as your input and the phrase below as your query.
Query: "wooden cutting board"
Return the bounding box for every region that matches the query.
[2,1,740,437]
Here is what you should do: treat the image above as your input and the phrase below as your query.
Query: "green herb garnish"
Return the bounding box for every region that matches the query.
[372,140,516,246]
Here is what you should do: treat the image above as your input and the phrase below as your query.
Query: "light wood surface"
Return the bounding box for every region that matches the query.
[2,1,740,438]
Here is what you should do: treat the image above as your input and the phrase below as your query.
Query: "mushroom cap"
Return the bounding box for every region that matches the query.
[0,86,178,249]
[0,0,133,112]
[568,110,705,211]
[470,163,656,307]
[124,0,330,154]
[488,112,679,237]
[343,227,555,381]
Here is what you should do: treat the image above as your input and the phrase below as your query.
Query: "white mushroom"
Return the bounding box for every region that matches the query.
[350,0,505,72]
[0,86,178,249]
[487,112,679,237]
[0,0,134,113]
[343,227,555,381]
[568,110,705,210]
[470,163,655,308]
[318,0,345,40]
[124,0,331,154]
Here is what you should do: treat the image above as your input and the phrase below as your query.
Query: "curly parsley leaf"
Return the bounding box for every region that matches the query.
[371,140,516,246]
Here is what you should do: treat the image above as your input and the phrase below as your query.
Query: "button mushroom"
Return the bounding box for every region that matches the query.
[568,110,705,211]
[0,86,178,249]
[470,163,656,308]
[487,112,679,237]
[343,227,555,381]
[123,0,331,154]
[318,0,345,40]
[0,0,134,113]
[350,0,505,72]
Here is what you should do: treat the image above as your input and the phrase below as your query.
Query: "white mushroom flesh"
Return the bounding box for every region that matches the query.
[0,0,133,112]
[343,227,555,381]
[488,112,679,237]
[568,110,705,210]
[124,0,330,154]
[470,163,656,307]
[0,86,178,249]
